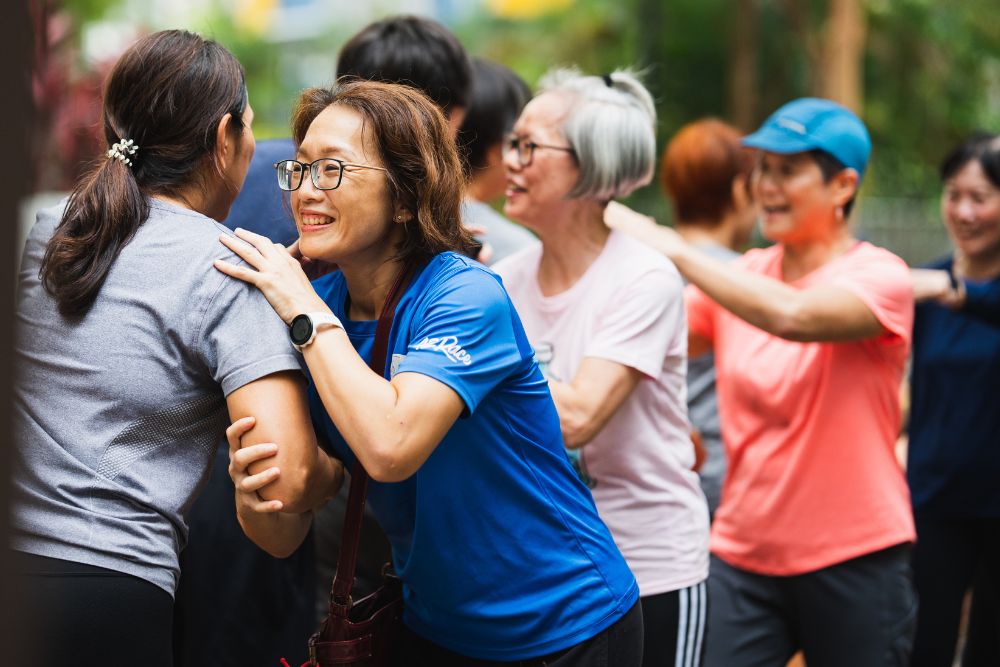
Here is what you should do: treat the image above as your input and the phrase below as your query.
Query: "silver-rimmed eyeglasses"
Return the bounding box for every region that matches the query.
[273,158,388,191]
[504,134,576,167]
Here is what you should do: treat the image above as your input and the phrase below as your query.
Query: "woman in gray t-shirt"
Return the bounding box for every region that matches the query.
[11,30,342,667]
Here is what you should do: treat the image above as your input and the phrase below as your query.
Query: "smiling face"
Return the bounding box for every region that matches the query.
[292,104,403,266]
[941,159,1000,264]
[502,92,580,231]
[752,151,855,245]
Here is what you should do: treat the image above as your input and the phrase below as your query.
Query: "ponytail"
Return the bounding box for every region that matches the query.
[36,29,248,317]
[41,150,148,317]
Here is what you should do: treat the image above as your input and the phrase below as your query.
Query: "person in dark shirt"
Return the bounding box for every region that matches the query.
[908,132,1000,667]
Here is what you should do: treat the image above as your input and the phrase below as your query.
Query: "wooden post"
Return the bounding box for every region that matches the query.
[821,0,867,111]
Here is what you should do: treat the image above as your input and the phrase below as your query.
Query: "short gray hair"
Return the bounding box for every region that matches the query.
[537,67,657,201]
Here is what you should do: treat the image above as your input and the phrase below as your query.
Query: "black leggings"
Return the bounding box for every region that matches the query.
[393,600,644,666]
[912,516,1000,667]
[14,551,174,667]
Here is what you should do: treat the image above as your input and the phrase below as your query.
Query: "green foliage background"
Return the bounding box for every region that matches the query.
[57,0,1000,257]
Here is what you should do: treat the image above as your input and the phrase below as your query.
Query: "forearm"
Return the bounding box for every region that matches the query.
[293,450,344,513]
[302,329,448,482]
[236,505,313,558]
[549,365,638,448]
[670,243,806,339]
[548,380,598,449]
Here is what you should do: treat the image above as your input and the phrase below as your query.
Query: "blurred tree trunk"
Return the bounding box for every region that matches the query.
[821,0,866,111]
[728,0,758,131]
[784,0,866,112]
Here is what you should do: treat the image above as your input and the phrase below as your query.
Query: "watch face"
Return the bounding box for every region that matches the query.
[290,314,313,345]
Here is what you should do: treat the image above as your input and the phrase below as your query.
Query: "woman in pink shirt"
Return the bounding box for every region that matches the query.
[611,98,917,667]
[494,68,710,667]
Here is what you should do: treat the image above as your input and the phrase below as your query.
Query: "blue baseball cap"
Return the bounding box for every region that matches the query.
[742,97,871,179]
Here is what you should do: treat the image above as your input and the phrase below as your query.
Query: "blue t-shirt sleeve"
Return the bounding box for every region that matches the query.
[395,269,524,414]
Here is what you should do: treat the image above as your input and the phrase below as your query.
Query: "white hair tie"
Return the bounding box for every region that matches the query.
[107,138,138,167]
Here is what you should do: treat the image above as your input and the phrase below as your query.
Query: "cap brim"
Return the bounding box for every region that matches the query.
[742,125,817,155]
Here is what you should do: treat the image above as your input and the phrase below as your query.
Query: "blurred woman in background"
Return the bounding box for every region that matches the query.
[612,97,917,666]
[908,132,1000,667]
[658,118,756,517]
[495,68,710,667]
[457,56,538,263]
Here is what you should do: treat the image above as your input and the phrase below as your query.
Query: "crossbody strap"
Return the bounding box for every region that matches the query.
[330,263,411,610]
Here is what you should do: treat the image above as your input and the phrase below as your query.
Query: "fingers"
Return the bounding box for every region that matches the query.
[219,234,267,271]
[232,442,279,470]
[243,494,284,514]
[226,416,256,454]
[238,465,281,495]
[476,242,494,265]
[213,258,261,285]
[233,227,275,254]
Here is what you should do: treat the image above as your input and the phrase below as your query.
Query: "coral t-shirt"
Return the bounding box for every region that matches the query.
[687,242,916,575]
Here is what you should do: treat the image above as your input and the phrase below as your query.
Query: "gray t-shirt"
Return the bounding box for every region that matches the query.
[11,199,301,595]
[461,199,538,265]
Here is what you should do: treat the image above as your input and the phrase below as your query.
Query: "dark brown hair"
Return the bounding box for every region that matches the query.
[40,29,247,317]
[661,118,754,225]
[457,57,531,176]
[335,15,471,116]
[291,79,476,265]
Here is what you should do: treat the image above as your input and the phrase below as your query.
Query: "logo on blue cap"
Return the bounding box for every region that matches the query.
[742,97,871,178]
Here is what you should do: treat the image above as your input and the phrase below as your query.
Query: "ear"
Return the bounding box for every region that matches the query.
[214,112,235,170]
[446,106,466,138]
[392,207,413,225]
[731,174,750,210]
[830,168,860,209]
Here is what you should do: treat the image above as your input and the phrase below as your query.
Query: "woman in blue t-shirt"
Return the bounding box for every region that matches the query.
[215,79,641,665]
[907,133,1000,667]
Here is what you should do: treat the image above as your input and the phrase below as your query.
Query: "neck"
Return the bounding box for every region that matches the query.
[466,177,494,204]
[677,217,738,250]
[780,225,856,282]
[955,247,1000,281]
[340,258,407,321]
[154,178,226,221]
[535,201,609,296]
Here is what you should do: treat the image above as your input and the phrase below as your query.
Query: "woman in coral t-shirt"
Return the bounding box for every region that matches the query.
[611,98,917,667]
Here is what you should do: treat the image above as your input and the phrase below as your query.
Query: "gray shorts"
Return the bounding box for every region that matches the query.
[704,544,916,667]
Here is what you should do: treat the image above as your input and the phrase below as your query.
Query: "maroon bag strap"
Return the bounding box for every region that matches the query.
[330,264,411,610]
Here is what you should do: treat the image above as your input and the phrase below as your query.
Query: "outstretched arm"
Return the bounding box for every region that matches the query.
[611,218,886,342]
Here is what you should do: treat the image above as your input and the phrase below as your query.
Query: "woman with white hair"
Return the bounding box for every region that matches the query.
[494,69,710,667]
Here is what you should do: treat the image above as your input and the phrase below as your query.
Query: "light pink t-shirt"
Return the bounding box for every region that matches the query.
[495,230,710,595]
[687,241,916,576]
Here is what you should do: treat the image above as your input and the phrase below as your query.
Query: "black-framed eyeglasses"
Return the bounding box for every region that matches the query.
[504,134,575,167]
[273,158,388,192]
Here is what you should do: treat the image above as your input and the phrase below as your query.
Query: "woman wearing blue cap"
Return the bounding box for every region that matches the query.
[611,98,916,666]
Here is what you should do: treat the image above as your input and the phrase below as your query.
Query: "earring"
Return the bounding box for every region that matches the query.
[395,214,402,222]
